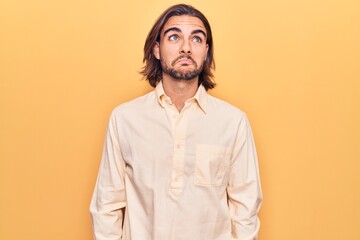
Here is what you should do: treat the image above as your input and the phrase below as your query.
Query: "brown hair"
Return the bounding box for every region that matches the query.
[140,4,216,90]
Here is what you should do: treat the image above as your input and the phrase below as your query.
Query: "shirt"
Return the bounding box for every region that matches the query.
[90,81,262,240]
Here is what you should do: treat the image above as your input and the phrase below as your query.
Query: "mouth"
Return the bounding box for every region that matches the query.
[172,56,195,66]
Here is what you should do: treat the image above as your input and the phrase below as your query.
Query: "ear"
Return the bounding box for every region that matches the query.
[153,42,160,60]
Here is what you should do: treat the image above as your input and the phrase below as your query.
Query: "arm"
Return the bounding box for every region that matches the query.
[227,114,262,240]
[90,114,126,240]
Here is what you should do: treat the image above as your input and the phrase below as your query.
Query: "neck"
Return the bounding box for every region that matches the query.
[162,74,199,112]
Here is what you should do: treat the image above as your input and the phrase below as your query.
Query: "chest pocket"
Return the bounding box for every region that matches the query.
[194,144,231,187]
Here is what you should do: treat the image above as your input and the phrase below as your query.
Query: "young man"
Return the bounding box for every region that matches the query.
[90,4,262,240]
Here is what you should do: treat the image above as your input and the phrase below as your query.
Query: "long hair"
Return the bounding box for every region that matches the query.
[140,4,216,90]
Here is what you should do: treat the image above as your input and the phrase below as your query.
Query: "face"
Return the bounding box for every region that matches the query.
[153,15,209,81]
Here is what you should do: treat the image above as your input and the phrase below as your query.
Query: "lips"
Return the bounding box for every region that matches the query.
[177,57,193,64]
[172,56,196,66]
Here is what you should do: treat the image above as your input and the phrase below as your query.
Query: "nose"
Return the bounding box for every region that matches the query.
[179,39,191,55]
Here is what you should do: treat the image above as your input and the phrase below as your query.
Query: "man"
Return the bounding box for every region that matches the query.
[90,4,262,240]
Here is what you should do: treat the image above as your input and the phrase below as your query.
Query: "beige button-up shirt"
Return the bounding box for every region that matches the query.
[90,82,262,240]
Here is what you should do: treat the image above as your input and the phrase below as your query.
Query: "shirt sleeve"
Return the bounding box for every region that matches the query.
[90,114,127,240]
[227,114,263,240]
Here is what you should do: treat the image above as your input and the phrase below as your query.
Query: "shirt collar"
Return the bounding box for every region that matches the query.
[155,81,208,114]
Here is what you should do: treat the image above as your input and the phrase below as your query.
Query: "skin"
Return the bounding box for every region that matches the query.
[153,15,209,112]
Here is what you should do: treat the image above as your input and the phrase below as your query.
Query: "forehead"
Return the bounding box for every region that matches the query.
[162,15,206,34]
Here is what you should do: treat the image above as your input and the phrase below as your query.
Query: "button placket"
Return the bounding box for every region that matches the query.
[169,106,189,195]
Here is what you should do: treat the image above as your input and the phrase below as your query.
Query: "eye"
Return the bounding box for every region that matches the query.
[192,36,203,43]
[169,34,179,41]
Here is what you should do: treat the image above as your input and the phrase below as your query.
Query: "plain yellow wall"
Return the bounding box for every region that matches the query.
[1,0,359,239]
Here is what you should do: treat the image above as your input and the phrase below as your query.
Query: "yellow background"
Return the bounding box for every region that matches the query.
[1,0,359,239]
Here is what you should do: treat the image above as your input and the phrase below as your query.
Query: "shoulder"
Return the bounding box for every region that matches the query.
[110,90,157,119]
[206,94,246,119]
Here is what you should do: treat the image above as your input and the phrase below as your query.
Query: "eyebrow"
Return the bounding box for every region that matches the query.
[163,27,207,38]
